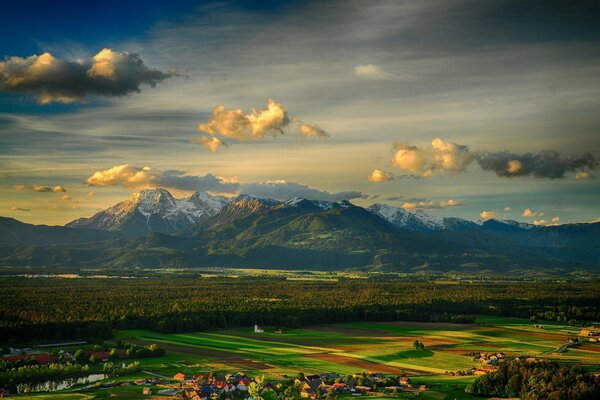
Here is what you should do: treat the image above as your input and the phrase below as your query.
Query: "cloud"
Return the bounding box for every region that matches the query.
[84,165,360,201]
[10,206,30,212]
[504,207,512,212]
[532,219,547,226]
[388,138,598,179]
[239,180,362,201]
[196,99,328,151]
[194,135,226,152]
[368,169,394,182]
[14,184,66,192]
[61,195,71,201]
[575,171,592,180]
[522,208,544,218]
[402,199,462,210]
[298,123,329,138]
[0,49,174,104]
[354,64,401,80]
[551,217,560,224]
[480,210,496,219]
[392,138,473,177]
[476,150,598,179]
[85,164,238,192]
[87,191,95,198]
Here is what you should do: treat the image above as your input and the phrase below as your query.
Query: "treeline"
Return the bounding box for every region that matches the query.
[1,277,599,342]
[465,359,600,399]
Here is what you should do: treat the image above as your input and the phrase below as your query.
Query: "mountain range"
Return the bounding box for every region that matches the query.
[1,188,598,272]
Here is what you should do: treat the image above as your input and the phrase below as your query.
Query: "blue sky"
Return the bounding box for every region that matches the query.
[1,0,599,225]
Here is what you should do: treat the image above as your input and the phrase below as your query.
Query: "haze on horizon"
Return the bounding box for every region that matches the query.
[1,0,599,226]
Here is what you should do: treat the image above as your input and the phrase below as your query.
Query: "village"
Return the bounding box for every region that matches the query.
[171,370,429,399]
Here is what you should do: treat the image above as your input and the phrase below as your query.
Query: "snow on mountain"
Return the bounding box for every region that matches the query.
[368,203,476,232]
[67,188,227,235]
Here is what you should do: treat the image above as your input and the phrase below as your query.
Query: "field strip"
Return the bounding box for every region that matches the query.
[328,352,450,374]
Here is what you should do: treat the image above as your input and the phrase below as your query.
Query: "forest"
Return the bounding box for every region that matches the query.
[2,276,599,343]
[465,359,600,399]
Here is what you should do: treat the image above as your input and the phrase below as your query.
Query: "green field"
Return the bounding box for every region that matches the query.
[14,316,600,399]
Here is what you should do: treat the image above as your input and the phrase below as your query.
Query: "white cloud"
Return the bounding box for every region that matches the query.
[392,138,473,177]
[368,169,394,183]
[196,99,328,151]
[522,208,544,218]
[480,210,496,219]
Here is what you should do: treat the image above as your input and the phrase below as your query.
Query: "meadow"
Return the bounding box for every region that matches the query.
[14,315,599,399]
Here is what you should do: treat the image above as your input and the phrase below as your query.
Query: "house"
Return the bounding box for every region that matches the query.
[254,324,264,333]
[355,385,372,392]
[320,372,339,381]
[174,372,186,381]
[301,378,323,398]
[419,384,429,391]
[399,376,410,385]
[211,375,227,388]
[580,328,600,337]
[369,373,385,381]
[193,372,211,381]
[142,387,152,395]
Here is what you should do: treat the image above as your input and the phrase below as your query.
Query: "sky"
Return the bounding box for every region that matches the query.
[1,0,599,226]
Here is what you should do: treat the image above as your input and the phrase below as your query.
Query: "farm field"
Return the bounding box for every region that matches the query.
[14,316,600,399]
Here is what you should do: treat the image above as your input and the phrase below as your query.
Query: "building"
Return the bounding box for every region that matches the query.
[142,387,152,395]
[254,324,264,333]
[174,372,186,381]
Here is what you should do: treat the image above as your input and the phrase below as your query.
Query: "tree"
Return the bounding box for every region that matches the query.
[413,340,420,350]
[108,348,119,361]
[73,349,90,364]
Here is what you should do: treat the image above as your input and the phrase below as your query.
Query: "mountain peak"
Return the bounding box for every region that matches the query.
[67,188,226,235]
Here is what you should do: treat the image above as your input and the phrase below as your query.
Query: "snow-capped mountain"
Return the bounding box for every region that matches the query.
[283,197,352,211]
[368,203,476,232]
[67,188,227,235]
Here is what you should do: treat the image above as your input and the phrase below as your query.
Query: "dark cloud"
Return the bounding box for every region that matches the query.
[389,138,598,179]
[0,49,174,103]
[476,150,598,179]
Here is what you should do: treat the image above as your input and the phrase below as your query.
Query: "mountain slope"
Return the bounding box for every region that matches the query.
[0,217,121,246]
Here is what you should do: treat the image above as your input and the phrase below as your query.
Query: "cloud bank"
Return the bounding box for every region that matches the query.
[239,180,362,201]
[402,199,461,210]
[85,164,237,192]
[196,99,328,151]
[390,138,598,179]
[85,165,362,201]
[0,49,174,103]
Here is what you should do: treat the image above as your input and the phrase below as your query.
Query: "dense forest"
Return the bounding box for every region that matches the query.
[1,277,599,342]
[466,359,600,399]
